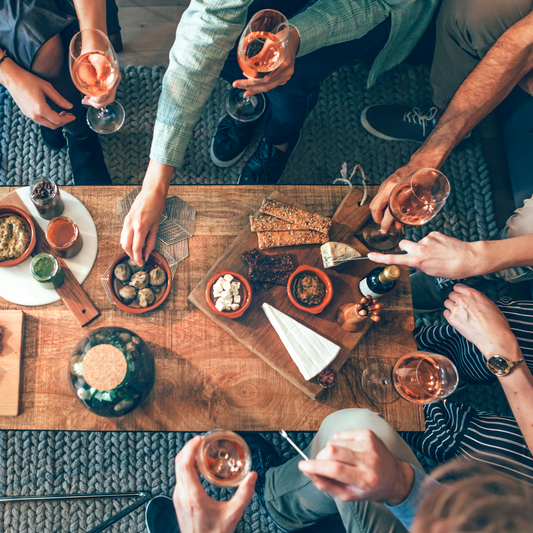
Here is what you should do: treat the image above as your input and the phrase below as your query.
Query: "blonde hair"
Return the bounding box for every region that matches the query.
[412,459,533,533]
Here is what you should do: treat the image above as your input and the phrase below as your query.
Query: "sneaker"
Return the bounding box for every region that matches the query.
[40,126,66,150]
[411,271,456,313]
[210,114,261,168]
[145,495,179,533]
[66,130,113,185]
[238,133,300,185]
[239,432,296,532]
[361,104,439,143]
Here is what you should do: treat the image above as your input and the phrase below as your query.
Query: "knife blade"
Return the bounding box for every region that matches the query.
[331,250,407,264]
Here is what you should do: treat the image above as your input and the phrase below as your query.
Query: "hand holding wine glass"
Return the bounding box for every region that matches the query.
[69,29,125,134]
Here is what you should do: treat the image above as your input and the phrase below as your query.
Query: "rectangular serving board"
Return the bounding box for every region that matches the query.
[189,188,402,399]
[0,310,24,416]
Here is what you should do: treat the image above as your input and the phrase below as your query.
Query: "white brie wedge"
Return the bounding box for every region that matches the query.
[320,242,362,268]
[262,303,340,380]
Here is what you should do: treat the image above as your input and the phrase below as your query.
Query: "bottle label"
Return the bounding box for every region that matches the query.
[359,278,382,299]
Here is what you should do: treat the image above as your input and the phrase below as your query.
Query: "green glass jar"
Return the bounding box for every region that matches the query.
[69,327,155,418]
[30,253,64,289]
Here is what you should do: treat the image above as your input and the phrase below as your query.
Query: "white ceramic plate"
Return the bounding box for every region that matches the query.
[0,187,98,306]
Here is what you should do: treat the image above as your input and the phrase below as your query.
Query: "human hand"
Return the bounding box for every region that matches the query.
[298,429,414,506]
[3,63,75,129]
[121,185,166,267]
[173,436,257,533]
[233,26,300,98]
[367,232,481,279]
[80,53,121,109]
[444,284,519,358]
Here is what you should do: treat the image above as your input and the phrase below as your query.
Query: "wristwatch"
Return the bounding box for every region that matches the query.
[486,355,525,376]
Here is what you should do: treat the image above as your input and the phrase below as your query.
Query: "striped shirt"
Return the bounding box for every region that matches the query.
[150,0,439,169]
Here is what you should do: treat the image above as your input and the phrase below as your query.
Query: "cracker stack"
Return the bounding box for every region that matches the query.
[250,198,331,250]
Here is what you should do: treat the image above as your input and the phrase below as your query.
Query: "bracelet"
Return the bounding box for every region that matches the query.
[0,49,9,66]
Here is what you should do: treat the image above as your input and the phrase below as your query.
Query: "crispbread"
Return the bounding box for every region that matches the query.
[250,214,306,232]
[259,198,331,235]
[257,230,329,250]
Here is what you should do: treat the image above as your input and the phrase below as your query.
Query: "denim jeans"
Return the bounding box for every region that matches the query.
[219,0,391,145]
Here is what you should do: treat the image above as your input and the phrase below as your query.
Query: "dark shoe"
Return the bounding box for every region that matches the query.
[210,114,260,168]
[66,130,112,185]
[238,133,300,185]
[40,126,66,150]
[145,495,180,533]
[239,432,296,532]
[411,271,456,313]
[361,104,439,143]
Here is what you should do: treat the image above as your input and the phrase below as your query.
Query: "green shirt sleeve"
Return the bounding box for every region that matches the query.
[150,0,252,169]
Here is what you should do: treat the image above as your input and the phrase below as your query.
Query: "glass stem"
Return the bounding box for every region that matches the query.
[98,106,111,119]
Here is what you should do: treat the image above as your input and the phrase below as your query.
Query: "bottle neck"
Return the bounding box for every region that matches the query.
[377,266,400,284]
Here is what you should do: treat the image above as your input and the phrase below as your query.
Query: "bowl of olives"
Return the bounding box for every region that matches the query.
[108,251,172,314]
[69,326,155,417]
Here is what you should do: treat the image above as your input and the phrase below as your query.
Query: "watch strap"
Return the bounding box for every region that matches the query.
[486,355,525,376]
[0,49,10,66]
[507,358,525,371]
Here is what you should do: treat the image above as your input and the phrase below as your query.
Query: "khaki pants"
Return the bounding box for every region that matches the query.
[263,409,423,533]
[431,0,533,109]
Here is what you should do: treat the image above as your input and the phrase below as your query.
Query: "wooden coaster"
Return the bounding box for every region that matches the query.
[83,345,127,391]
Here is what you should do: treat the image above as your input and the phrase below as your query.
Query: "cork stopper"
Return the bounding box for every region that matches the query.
[83,344,127,391]
[379,265,400,283]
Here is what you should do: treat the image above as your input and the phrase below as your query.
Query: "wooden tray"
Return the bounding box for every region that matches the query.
[0,310,24,416]
[0,190,100,327]
[189,188,402,399]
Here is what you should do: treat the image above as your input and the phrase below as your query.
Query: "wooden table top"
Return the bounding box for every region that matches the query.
[0,186,424,432]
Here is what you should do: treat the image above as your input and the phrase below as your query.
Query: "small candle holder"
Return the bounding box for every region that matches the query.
[336,295,381,332]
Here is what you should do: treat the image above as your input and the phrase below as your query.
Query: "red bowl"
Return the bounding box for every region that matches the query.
[205,270,252,319]
[287,265,333,314]
[0,205,37,268]
[108,251,172,314]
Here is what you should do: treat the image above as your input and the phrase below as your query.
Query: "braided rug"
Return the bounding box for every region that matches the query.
[0,63,511,532]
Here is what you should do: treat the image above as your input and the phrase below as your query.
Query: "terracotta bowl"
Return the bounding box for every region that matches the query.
[107,251,172,314]
[205,270,252,319]
[0,205,37,268]
[287,265,333,315]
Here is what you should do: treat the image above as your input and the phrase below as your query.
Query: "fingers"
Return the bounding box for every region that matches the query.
[83,73,121,109]
[174,436,205,496]
[229,472,257,511]
[43,84,73,110]
[299,469,354,502]
[131,226,147,267]
[367,240,414,266]
[144,227,158,262]
[380,208,396,234]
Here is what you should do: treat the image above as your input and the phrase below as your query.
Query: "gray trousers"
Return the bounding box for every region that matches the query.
[263,409,423,533]
[432,0,533,108]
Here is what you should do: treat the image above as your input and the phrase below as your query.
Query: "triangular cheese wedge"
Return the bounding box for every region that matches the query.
[320,242,362,268]
[262,303,340,380]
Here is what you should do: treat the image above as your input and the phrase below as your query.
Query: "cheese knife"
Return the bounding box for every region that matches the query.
[330,250,407,264]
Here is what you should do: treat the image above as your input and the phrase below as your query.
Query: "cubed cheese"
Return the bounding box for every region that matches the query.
[222,281,232,291]
[224,274,234,282]
[234,294,241,304]
[230,303,240,311]
[215,299,225,311]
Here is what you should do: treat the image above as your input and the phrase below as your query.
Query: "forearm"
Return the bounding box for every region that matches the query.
[143,160,173,197]
[72,0,107,34]
[0,51,25,92]
[412,13,533,166]
[495,345,533,455]
[470,235,533,276]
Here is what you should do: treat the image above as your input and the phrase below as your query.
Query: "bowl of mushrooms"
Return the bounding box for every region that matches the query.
[107,251,172,314]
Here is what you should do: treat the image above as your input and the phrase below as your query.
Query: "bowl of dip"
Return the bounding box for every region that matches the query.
[287,265,333,314]
[0,205,36,268]
[46,216,83,259]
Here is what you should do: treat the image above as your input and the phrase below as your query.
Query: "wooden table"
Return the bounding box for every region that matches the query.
[0,186,424,432]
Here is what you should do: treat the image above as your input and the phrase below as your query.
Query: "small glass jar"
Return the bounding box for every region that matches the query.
[29,177,65,220]
[30,253,65,290]
[46,216,83,259]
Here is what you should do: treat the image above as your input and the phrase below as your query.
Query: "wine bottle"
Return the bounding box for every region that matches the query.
[359,265,400,299]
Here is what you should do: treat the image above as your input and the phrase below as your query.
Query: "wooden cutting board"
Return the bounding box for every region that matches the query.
[188,187,402,400]
[0,310,24,416]
[0,190,99,326]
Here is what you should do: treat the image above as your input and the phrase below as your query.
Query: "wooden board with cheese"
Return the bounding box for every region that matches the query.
[188,187,404,400]
[0,310,24,416]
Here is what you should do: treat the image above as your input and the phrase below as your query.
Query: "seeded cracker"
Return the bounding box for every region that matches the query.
[250,214,306,232]
[257,230,329,250]
[259,198,332,235]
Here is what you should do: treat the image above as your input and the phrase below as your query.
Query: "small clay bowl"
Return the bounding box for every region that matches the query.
[287,265,333,315]
[205,270,252,319]
[0,206,37,268]
[108,251,172,314]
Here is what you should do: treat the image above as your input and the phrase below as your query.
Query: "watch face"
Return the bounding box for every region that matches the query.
[487,356,510,376]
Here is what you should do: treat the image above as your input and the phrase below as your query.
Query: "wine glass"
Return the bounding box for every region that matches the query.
[363,168,450,250]
[361,352,459,404]
[196,429,252,487]
[226,10,290,122]
[69,29,125,134]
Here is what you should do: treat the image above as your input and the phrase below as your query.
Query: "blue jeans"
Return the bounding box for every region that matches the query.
[219,0,391,145]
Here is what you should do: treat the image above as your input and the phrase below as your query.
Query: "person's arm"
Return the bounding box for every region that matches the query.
[72,0,107,34]
[444,285,533,455]
[367,232,533,279]
[173,436,257,533]
[370,11,533,232]
[121,0,251,264]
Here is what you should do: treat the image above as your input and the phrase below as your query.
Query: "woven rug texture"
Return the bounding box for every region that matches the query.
[0,63,514,532]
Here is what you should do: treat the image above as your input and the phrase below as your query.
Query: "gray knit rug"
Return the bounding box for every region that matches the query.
[0,63,513,532]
